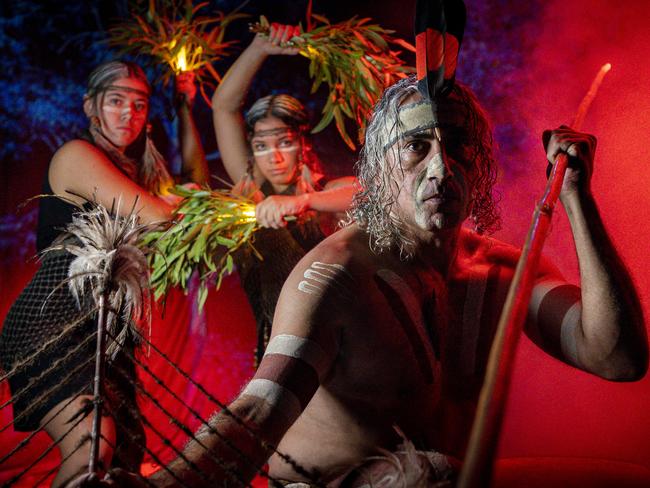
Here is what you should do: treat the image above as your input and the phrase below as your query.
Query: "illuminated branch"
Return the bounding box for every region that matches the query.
[108,0,247,105]
[142,185,263,310]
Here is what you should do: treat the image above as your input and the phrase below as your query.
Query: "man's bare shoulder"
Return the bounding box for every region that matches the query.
[275,225,372,313]
[458,228,519,266]
[270,225,370,344]
[294,223,375,279]
[457,228,562,279]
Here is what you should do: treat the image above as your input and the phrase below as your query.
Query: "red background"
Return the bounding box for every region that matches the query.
[1,0,650,485]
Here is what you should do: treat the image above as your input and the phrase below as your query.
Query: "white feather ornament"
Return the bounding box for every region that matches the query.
[46,199,157,359]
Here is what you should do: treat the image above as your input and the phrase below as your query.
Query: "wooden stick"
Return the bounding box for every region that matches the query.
[88,290,109,475]
[457,63,611,488]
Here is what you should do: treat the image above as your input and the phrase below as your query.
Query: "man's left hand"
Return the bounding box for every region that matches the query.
[543,125,597,198]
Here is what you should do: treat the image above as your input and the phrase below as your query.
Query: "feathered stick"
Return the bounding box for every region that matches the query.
[414,0,466,141]
[50,201,154,358]
[44,199,155,474]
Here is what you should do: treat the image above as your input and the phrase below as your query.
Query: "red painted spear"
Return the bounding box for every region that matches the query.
[458,62,612,488]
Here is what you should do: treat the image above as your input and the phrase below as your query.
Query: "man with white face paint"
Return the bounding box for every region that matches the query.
[106,76,647,488]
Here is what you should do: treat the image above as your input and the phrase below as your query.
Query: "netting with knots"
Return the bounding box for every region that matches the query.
[0,203,322,487]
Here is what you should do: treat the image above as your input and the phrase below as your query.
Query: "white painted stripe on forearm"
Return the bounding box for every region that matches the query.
[560,302,582,367]
[264,334,330,379]
[530,281,567,327]
[241,378,302,425]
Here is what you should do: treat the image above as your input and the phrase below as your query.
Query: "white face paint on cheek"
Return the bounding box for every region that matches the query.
[413,167,446,231]
[102,104,133,121]
[414,204,444,230]
[426,152,445,180]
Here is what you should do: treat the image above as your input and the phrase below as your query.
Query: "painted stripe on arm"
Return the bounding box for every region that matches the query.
[264,334,330,380]
[534,282,582,364]
[240,379,302,427]
[240,334,331,427]
[529,280,567,329]
[560,302,581,367]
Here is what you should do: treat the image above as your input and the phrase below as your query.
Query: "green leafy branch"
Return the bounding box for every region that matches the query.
[141,185,261,309]
[253,13,415,150]
[108,0,247,105]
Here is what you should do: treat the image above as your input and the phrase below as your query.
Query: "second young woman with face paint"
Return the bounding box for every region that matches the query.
[212,23,357,365]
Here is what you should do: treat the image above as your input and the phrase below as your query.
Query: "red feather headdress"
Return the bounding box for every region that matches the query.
[414,0,467,138]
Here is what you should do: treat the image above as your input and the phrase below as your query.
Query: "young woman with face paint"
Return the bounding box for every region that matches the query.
[211,23,357,365]
[0,60,208,487]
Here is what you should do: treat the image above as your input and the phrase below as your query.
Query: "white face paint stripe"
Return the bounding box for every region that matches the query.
[102,104,146,121]
[297,261,354,297]
[375,268,438,363]
[240,378,301,426]
[529,281,568,329]
[382,101,438,151]
[264,334,330,380]
[460,268,488,376]
[425,152,445,179]
[560,302,582,367]
[102,104,132,116]
[252,146,299,157]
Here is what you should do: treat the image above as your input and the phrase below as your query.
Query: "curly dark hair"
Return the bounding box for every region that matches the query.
[350,76,500,256]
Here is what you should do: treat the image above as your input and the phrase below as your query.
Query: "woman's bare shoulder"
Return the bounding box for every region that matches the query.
[48,139,118,199]
[51,139,104,167]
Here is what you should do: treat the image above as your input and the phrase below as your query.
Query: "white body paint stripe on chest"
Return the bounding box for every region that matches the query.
[241,378,301,425]
[264,334,330,379]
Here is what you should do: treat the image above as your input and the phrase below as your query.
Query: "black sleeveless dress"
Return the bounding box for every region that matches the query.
[0,171,145,471]
[234,179,335,366]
